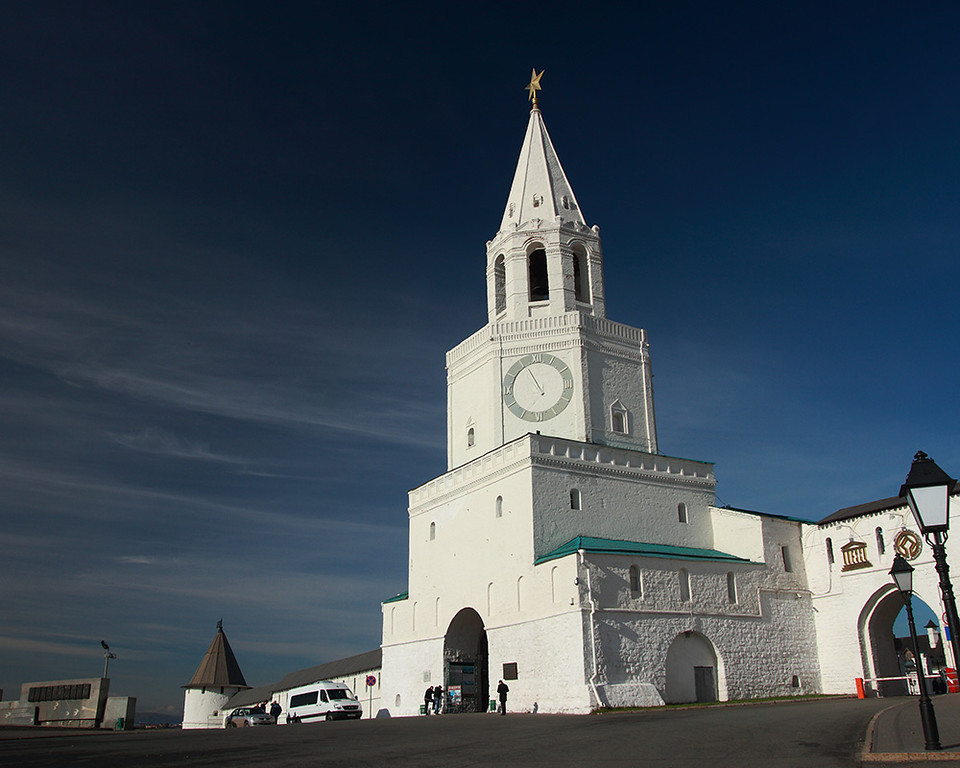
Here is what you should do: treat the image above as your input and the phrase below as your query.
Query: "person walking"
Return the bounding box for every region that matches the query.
[497,680,509,715]
[424,686,434,715]
[433,685,442,714]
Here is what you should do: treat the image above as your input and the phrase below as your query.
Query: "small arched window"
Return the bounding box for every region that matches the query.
[678,502,688,524]
[570,488,582,510]
[496,496,503,518]
[467,427,475,448]
[876,527,886,556]
[727,572,737,604]
[610,400,628,435]
[629,565,641,596]
[679,568,691,602]
[612,411,626,433]
[826,537,835,566]
[429,522,436,541]
[781,546,793,572]
[528,248,548,301]
[494,255,506,315]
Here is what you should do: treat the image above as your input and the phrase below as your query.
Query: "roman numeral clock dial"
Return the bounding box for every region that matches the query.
[502,353,574,422]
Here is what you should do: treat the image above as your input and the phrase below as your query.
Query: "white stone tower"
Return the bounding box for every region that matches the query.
[182,621,250,729]
[446,82,657,469]
[380,73,819,718]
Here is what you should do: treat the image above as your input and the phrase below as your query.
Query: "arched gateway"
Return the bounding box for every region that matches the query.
[859,584,941,697]
[443,608,489,713]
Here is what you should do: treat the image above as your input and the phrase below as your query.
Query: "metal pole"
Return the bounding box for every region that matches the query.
[904,592,941,750]
[930,532,960,675]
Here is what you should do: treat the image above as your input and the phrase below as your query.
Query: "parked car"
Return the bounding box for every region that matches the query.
[225,707,275,727]
[286,681,362,723]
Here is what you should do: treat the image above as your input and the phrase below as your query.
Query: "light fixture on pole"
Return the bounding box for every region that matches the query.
[101,640,117,679]
[900,451,960,673]
[890,553,941,750]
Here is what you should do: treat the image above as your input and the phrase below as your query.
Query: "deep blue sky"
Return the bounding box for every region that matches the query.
[1,2,957,714]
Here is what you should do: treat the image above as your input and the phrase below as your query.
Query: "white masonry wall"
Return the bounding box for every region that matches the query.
[803,497,960,695]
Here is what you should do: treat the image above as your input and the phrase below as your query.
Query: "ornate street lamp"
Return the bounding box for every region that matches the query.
[890,554,941,750]
[900,451,960,674]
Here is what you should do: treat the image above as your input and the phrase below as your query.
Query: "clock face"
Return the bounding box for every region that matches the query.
[502,353,574,422]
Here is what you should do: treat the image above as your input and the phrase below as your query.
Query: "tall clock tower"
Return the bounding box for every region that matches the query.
[446,84,657,469]
[381,74,821,718]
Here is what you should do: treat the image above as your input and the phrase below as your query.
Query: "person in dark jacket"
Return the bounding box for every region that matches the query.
[424,686,434,715]
[432,685,442,714]
[269,701,282,722]
[497,680,509,715]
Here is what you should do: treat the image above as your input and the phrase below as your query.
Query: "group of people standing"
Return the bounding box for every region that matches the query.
[422,681,510,715]
[423,685,443,714]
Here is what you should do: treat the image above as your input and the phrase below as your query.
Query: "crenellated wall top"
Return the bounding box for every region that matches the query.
[409,433,714,510]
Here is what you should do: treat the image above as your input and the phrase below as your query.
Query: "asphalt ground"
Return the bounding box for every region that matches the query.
[0,696,902,768]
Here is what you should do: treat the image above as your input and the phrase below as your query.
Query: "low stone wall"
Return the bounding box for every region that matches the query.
[0,700,37,725]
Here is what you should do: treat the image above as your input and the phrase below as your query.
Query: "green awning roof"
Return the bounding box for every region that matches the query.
[534,535,754,565]
[382,591,409,604]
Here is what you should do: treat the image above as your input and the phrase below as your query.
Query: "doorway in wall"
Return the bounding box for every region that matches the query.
[665,631,721,703]
[443,608,489,713]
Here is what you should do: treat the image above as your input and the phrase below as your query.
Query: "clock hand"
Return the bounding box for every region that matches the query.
[526,368,544,395]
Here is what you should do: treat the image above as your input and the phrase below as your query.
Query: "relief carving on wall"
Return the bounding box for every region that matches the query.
[840,540,871,572]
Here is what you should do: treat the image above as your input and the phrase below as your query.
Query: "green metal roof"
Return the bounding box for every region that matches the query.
[534,535,754,565]
[382,591,408,604]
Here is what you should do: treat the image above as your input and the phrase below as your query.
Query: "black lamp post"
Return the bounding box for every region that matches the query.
[101,640,117,679]
[890,553,941,751]
[900,451,960,676]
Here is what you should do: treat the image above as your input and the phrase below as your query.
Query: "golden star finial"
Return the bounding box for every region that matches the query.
[525,68,544,107]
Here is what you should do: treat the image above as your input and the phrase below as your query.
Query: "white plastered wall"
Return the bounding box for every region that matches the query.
[803,497,960,695]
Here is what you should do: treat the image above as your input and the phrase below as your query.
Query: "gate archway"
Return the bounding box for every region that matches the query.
[443,607,489,713]
[665,631,723,704]
[859,584,942,696]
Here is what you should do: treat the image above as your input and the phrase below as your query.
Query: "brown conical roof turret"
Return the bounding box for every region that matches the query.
[183,620,249,689]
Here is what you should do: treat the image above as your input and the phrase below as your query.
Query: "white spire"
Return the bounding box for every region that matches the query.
[498,105,587,234]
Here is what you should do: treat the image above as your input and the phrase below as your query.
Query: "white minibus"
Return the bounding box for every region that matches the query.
[285,680,362,723]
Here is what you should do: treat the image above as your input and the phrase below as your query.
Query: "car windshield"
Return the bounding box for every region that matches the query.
[327,689,353,700]
[250,707,265,714]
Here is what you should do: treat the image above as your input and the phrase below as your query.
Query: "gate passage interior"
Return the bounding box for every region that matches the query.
[446,662,479,712]
[443,608,489,713]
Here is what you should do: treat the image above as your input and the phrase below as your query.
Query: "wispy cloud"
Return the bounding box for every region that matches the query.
[110,427,244,463]
[0,636,106,658]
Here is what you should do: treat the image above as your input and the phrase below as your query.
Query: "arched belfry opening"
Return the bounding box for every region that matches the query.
[443,607,489,713]
[528,248,548,301]
[493,254,506,315]
[572,245,589,303]
[664,631,723,704]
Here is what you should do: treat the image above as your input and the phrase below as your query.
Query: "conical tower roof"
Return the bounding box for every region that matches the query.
[498,103,587,234]
[184,622,249,689]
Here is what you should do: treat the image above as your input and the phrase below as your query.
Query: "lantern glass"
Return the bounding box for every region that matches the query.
[890,554,914,596]
[907,484,950,533]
